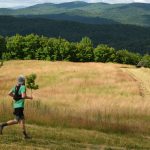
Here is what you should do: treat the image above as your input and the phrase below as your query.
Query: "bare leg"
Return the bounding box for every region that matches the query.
[19,119,30,139]
[19,119,26,133]
[0,119,18,134]
[7,120,18,125]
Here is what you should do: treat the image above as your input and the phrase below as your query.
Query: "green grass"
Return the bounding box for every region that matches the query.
[0,125,150,150]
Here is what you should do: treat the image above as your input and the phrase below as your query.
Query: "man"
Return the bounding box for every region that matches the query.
[0,75,32,139]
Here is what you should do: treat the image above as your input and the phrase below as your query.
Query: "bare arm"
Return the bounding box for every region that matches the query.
[8,87,32,100]
[8,91,14,98]
[22,92,33,100]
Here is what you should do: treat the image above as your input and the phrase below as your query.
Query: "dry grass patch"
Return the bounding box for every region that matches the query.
[0,61,150,134]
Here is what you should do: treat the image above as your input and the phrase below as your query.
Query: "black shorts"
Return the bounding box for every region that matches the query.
[13,108,24,121]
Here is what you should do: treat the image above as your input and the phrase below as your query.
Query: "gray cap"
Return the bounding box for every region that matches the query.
[17,75,25,85]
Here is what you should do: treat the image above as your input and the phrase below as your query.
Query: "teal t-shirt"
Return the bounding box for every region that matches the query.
[11,85,26,108]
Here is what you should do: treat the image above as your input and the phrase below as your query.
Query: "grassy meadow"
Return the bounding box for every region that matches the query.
[0,60,150,149]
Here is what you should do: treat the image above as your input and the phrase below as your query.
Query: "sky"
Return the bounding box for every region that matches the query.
[0,0,150,8]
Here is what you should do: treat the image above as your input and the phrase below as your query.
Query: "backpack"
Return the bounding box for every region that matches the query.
[13,85,22,101]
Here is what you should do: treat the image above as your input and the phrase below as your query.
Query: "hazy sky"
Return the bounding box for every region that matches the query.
[0,0,150,8]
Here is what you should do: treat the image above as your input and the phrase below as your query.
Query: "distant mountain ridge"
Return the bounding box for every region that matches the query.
[0,1,150,26]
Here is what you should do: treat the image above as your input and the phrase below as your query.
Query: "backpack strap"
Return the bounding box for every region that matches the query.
[13,85,22,101]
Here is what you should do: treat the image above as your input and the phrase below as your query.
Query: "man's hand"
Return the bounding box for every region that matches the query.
[25,96,33,100]
[22,93,33,100]
[8,91,14,98]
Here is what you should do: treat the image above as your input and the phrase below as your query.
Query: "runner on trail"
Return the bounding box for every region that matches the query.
[0,75,32,139]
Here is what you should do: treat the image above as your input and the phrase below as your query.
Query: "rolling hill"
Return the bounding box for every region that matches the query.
[0,16,150,54]
[0,2,150,26]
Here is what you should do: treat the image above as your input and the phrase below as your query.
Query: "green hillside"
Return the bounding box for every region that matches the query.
[1,125,150,150]
[0,2,150,26]
[1,16,150,54]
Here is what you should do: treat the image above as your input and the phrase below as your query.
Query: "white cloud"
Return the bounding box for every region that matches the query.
[0,0,150,8]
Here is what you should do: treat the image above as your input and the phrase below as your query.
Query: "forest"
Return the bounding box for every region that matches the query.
[1,34,150,67]
[0,16,150,55]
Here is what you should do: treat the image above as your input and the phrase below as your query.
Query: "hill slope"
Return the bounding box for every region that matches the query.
[0,2,150,26]
[1,16,150,54]
[1,125,150,150]
[0,60,150,149]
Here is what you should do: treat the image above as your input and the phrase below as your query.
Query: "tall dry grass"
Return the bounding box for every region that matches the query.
[0,60,150,134]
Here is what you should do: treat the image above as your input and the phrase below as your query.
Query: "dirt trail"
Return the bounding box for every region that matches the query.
[121,66,150,98]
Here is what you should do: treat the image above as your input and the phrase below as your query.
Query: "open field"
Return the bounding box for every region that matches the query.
[0,60,150,149]
[0,125,150,150]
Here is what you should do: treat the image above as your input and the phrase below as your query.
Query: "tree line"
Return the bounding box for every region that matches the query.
[0,34,150,67]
